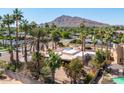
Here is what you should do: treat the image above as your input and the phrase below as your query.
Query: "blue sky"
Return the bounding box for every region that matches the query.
[0,8,124,25]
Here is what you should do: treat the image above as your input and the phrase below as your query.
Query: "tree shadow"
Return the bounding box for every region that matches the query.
[0,76,7,80]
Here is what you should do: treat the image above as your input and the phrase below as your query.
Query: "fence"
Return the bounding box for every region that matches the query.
[5,70,44,84]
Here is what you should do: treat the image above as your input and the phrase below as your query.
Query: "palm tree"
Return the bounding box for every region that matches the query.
[44,23,50,33]
[51,30,60,49]
[98,27,105,50]
[29,21,37,53]
[79,22,87,65]
[92,28,98,51]
[13,8,23,65]
[32,27,46,80]
[2,14,14,63]
[38,23,50,52]
[35,28,41,79]
[50,23,60,49]
[44,23,50,50]
[20,19,29,63]
[103,27,113,60]
[0,16,5,46]
[46,50,61,83]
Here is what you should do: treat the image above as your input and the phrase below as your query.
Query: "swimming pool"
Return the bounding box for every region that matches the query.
[112,77,124,84]
[64,48,72,51]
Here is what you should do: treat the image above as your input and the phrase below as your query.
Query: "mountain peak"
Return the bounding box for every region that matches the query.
[48,15,109,27]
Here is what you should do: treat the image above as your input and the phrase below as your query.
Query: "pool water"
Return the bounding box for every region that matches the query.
[112,77,124,84]
[64,48,72,51]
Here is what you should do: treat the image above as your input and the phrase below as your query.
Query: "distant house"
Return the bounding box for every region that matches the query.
[60,48,79,61]
[60,48,95,61]
[115,30,124,34]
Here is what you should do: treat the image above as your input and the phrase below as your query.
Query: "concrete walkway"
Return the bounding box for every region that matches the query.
[0,75,22,84]
[55,67,71,84]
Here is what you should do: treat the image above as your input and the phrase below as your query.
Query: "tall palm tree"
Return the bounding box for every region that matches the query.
[92,28,98,51]
[2,14,14,63]
[44,23,50,33]
[32,27,46,80]
[35,28,41,80]
[0,16,5,46]
[13,8,23,65]
[98,27,105,51]
[79,22,87,65]
[44,23,50,50]
[29,21,37,53]
[50,23,59,49]
[20,19,29,63]
[51,29,60,49]
[103,27,113,60]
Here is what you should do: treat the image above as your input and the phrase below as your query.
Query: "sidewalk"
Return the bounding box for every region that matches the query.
[0,75,22,84]
[55,67,71,84]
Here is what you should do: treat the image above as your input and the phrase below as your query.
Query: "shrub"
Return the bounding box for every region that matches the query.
[70,39,81,44]
[95,50,106,64]
[61,31,70,39]
[89,50,106,69]
[64,58,84,83]
[0,70,4,77]
[0,60,6,68]
[6,61,24,72]
[58,42,64,47]
[32,52,42,62]
[84,72,94,84]
[6,63,16,72]
[0,60,7,77]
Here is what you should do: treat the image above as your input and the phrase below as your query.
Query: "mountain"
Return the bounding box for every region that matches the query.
[46,15,109,27]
